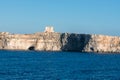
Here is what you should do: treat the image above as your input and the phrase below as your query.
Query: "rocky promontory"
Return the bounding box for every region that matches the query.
[0,27,120,53]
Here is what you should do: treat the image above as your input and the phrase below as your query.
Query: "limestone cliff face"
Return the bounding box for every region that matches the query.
[60,33,91,52]
[0,32,61,51]
[84,35,120,53]
[0,32,120,53]
[60,33,120,53]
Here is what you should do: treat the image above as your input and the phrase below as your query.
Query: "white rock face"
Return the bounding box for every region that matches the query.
[1,31,120,53]
[0,32,61,51]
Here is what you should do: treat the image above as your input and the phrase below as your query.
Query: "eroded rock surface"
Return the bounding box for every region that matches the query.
[0,32,120,53]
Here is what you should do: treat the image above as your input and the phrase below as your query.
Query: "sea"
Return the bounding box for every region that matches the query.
[0,50,120,80]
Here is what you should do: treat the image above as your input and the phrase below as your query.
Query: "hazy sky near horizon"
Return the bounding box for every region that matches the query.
[0,0,120,36]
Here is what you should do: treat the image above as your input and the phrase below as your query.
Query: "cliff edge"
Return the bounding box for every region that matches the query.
[0,27,120,53]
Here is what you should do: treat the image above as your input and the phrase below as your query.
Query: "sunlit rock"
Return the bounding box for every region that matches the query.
[0,27,120,53]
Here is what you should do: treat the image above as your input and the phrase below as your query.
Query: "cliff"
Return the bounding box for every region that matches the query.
[0,31,120,53]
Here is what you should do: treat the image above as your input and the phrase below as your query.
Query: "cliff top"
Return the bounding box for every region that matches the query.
[44,26,54,33]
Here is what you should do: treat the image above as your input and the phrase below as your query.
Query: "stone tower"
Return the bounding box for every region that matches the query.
[44,26,54,32]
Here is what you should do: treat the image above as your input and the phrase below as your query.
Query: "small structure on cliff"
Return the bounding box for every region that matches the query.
[44,27,54,33]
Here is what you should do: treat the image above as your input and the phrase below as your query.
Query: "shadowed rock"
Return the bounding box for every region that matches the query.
[28,46,35,50]
[0,27,120,53]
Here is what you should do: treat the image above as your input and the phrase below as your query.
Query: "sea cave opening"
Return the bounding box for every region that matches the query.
[28,46,35,50]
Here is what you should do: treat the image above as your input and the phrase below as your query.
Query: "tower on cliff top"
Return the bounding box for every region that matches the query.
[44,26,54,32]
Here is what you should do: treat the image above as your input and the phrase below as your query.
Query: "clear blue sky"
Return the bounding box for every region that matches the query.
[0,0,120,36]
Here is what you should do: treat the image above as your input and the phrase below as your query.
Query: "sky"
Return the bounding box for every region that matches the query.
[0,0,120,36]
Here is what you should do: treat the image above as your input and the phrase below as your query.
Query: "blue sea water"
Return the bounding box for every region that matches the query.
[0,50,120,80]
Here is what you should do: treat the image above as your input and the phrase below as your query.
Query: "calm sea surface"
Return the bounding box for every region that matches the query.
[0,50,120,80]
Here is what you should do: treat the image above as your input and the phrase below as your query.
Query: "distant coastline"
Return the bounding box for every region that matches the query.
[0,27,120,53]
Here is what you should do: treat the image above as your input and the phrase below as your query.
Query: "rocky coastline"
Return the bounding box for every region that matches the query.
[0,27,120,53]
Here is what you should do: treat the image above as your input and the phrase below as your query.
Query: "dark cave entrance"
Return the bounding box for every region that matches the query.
[90,47,94,51]
[28,46,35,50]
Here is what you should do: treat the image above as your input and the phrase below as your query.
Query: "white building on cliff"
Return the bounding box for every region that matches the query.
[44,26,54,33]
